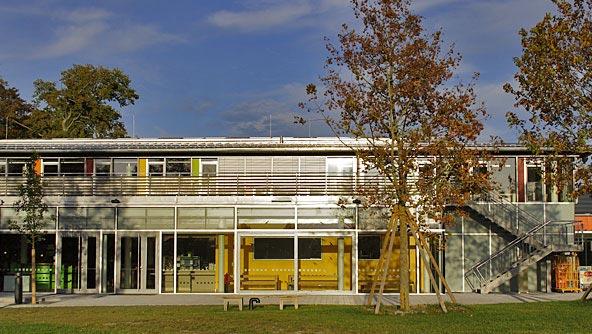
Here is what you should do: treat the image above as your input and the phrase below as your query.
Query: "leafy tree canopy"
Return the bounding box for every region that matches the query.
[301,0,492,311]
[505,0,591,194]
[32,64,138,138]
[0,77,36,139]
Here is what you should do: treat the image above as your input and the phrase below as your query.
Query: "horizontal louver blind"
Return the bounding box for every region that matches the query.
[300,156,325,174]
[219,156,245,175]
[272,156,299,175]
[246,157,272,174]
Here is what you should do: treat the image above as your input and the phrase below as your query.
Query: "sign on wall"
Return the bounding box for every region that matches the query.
[579,266,592,289]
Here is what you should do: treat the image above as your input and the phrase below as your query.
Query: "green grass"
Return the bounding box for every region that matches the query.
[0,301,591,334]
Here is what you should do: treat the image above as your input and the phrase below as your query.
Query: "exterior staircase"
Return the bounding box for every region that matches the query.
[464,192,582,294]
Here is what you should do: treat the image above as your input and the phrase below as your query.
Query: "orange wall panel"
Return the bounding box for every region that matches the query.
[576,215,592,231]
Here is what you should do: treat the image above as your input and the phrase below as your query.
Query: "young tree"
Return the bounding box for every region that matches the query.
[0,77,36,139]
[9,153,50,305]
[32,64,139,138]
[504,0,591,195]
[302,0,491,311]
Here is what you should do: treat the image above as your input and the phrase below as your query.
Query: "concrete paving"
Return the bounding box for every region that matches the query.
[0,292,585,308]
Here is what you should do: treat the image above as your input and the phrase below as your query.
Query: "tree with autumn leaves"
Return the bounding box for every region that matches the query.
[302,0,493,312]
[505,0,591,198]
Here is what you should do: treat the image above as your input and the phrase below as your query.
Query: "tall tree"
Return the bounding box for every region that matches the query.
[9,153,51,305]
[32,64,138,138]
[302,0,491,311]
[0,77,36,139]
[505,0,591,195]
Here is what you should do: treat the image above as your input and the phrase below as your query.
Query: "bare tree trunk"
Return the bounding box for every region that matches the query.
[31,238,36,305]
[399,206,410,311]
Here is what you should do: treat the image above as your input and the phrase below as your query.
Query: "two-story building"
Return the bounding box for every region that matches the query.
[0,137,581,295]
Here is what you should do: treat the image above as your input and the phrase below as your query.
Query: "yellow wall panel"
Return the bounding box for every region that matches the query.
[138,158,147,177]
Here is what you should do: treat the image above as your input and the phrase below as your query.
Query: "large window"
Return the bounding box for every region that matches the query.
[358,208,390,230]
[166,158,191,176]
[113,159,137,176]
[94,159,111,175]
[60,158,85,176]
[297,208,355,229]
[177,207,234,229]
[7,159,26,176]
[254,238,294,259]
[526,164,543,202]
[58,207,115,230]
[326,157,354,193]
[358,235,381,259]
[117,208,174,229]
[201,159,217,177]
[42,159,59,176]
[147,158,165,176]
[176,235,216,293]
[298,238,321,259]
[237,208,295,229]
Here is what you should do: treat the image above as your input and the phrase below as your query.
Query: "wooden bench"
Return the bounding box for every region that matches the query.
[289,275,338,290]
[358,279,415,293]
[279,295,299,310]
[359,280,400,292]
[223,296,243,311]
[241,275,280,290]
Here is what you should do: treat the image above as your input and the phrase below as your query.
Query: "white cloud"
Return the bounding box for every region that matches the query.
[0,4,183,60]
[476,80,520,141]
[216,82,331,137]
[206,0,472,34]
[61,8,111,23]
[34,21,107,59]
[105,24,184,53]
[412,0,466,12]
[207,2,313,32]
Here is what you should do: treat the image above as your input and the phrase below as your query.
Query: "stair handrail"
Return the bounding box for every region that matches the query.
[464,219,575,287]
[470,191,552,237]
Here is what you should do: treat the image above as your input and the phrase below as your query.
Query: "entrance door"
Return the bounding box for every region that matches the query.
[101,233,115,293]
[116,233,159,293]
[58,232,100,293]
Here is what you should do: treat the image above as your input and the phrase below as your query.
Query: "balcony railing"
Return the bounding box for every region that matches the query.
[0,173,364,197]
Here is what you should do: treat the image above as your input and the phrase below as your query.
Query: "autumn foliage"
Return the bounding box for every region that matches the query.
[302,0,493,311]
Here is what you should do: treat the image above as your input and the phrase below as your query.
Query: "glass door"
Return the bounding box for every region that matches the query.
[58,232,100,293]
[116,233,159,293]
[101,233,115,293]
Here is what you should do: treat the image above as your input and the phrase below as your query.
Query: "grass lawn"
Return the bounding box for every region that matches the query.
[0,301,591,334]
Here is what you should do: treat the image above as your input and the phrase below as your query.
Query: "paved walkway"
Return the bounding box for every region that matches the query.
[0,292,585,308]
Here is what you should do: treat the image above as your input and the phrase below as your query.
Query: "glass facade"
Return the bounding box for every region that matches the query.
[0,150,578,296]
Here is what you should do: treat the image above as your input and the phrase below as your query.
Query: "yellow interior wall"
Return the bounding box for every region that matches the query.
[298,237,352,291]
[240,236,294,290]
[358,235,417,292]
[240,237,353,291]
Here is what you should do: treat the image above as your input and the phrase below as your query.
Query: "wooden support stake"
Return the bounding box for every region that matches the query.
[581,283,592,301]
[405,214,447,313]
[367,211,398,306]
[374,208,398,314]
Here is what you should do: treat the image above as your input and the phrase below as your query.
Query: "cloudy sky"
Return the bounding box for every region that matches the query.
[0,0,555,140]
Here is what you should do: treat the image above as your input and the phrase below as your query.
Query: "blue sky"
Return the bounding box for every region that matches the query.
[0,0,554,139]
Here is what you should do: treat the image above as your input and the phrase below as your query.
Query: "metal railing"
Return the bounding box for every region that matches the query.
[464,219,578,291]
[0,173,363,197]
[464,191,583,292]
[469,191,554,239]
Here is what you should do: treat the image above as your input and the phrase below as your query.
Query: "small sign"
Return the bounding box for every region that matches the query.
[579,266,592,289]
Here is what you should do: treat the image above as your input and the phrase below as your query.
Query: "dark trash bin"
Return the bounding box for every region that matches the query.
[14,273,22,304]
